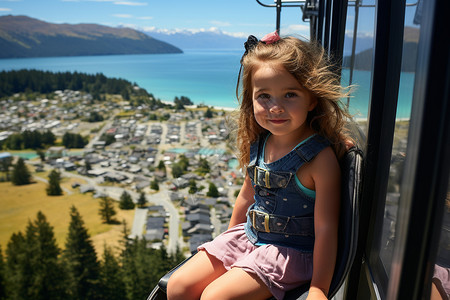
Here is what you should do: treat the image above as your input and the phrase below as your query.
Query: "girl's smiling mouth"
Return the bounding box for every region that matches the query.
[269,119,288,124]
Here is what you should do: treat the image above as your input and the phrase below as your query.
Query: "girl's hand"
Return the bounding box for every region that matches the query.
[306,286,328,300]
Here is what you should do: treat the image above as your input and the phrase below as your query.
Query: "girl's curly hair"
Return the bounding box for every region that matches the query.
[235,36,351,168]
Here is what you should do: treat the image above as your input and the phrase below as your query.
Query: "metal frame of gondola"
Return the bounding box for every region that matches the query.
[255,0,450,299]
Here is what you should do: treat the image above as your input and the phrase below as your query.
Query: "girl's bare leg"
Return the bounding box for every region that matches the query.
[201,267,273,300]
[167,250,227,300]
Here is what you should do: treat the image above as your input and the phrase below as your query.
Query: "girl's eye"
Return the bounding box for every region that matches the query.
[257,93,271,100]
[285,92,297,98]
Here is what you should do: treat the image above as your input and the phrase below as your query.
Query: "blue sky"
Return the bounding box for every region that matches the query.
[0,0,311,38]
[0,0,419,39]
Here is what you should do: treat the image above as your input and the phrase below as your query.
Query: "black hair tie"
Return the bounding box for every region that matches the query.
[241,35,259,63]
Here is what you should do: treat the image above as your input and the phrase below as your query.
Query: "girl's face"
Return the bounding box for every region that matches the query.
[251,62,317,142]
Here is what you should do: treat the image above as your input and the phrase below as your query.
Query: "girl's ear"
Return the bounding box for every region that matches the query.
[308,95,318,111]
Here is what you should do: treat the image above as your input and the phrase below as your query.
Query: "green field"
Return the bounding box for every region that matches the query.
[0,179,134,255]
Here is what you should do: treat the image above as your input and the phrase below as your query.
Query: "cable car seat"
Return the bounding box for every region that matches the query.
[147,146,363,300]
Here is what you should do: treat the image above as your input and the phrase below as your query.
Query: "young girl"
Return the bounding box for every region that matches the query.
[167,32,350,300]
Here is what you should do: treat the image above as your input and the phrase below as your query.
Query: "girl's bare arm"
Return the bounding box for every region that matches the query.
[308,147,341,299]
[228,175,255,229]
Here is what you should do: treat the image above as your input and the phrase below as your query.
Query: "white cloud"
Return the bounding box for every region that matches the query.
[114,1,147,5]
[112,14,152,20]
[138,25,247,38]
[282,24,310,37]
[345,30,374,38]
[210,20,231,27]
[61,0,114,2]
[0,7,12,11]
[113,14,133,18]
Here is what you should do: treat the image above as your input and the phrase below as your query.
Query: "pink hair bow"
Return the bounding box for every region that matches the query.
[261,31,280,44]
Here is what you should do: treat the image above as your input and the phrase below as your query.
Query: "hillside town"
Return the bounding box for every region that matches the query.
[0,89,243,255]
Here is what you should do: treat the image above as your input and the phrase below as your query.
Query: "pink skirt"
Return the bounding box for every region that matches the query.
[198,223,313,300]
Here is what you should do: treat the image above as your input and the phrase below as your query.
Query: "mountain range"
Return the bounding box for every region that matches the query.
[0,15,182,58]
[343,26,420,72]
[0,14,420,71]
[139,28,246,50]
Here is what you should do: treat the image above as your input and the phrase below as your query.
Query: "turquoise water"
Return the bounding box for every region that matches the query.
[12,152,39,160]
[166,148,226,156]
[0,50,413,118]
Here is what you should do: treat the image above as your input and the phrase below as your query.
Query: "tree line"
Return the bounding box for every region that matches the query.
[0,130,88,151]
[0,69,145,99]
[0,207,185,300]
[0,69,189,111]
[1,130,56,150]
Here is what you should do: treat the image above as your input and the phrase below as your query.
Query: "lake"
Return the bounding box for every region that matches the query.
[0,50,413,119]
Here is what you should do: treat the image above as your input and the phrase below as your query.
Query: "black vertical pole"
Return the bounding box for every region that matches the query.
[388,0,450,297]
[345,0,406,298]
[276,0,282,33]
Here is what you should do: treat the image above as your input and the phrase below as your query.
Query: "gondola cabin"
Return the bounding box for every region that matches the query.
[148,0,449,299]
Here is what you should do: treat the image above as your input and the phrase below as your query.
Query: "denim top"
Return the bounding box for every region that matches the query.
[244,132,330,252]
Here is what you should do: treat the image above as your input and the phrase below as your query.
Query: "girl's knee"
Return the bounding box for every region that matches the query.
[166,270,190,300]
[200,284,223,300]
[167,268,208,300]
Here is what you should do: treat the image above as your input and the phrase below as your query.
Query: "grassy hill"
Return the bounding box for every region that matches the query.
[0,174,134,256]
[0,15,183,58]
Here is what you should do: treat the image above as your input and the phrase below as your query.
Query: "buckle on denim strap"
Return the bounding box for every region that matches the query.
[254,166,271,188]
[249,210,271,233]
[264,213,270,232]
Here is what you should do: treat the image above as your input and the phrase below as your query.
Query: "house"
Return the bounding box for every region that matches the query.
[146,216,165,230]
[93,141,106,149]
[189,234,212,253]
[145,216,166,241]
[63,161,76,171]
[186,223,214,236]
[169,192,184,201]
[103,172,127,183]
[46,146,66,159]
[0,152,12,161]
[129,166,142,173]
[87,169,107,177]
[135,181,150,190]
[147,205,166,215]
[144,229,165,241]
[79,185,95,193]
[173,177,189,189]
[186,213,211,224]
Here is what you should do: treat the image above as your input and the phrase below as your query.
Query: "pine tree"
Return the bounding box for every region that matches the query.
[5,232,29,299]
[137,191,147,208]
[0,246,6,299]
[150,179,160,191]
[4,213,68,299]
[36,149,46,162]
[98,246,126,300]
[207,182,219,198]
[46,169,63,196]
[121,238,159,300]
[11,157,32,185]
[157,160,166,174]
[188,178,198,194]
[119,191,135,210]
[63,206,100,300]
[27,212,68,299]
[204,107,214,118]
[42,130,56,146]
[98,196,117,224]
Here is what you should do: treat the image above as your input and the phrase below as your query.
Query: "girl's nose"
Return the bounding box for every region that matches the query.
[269,100,284,114]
